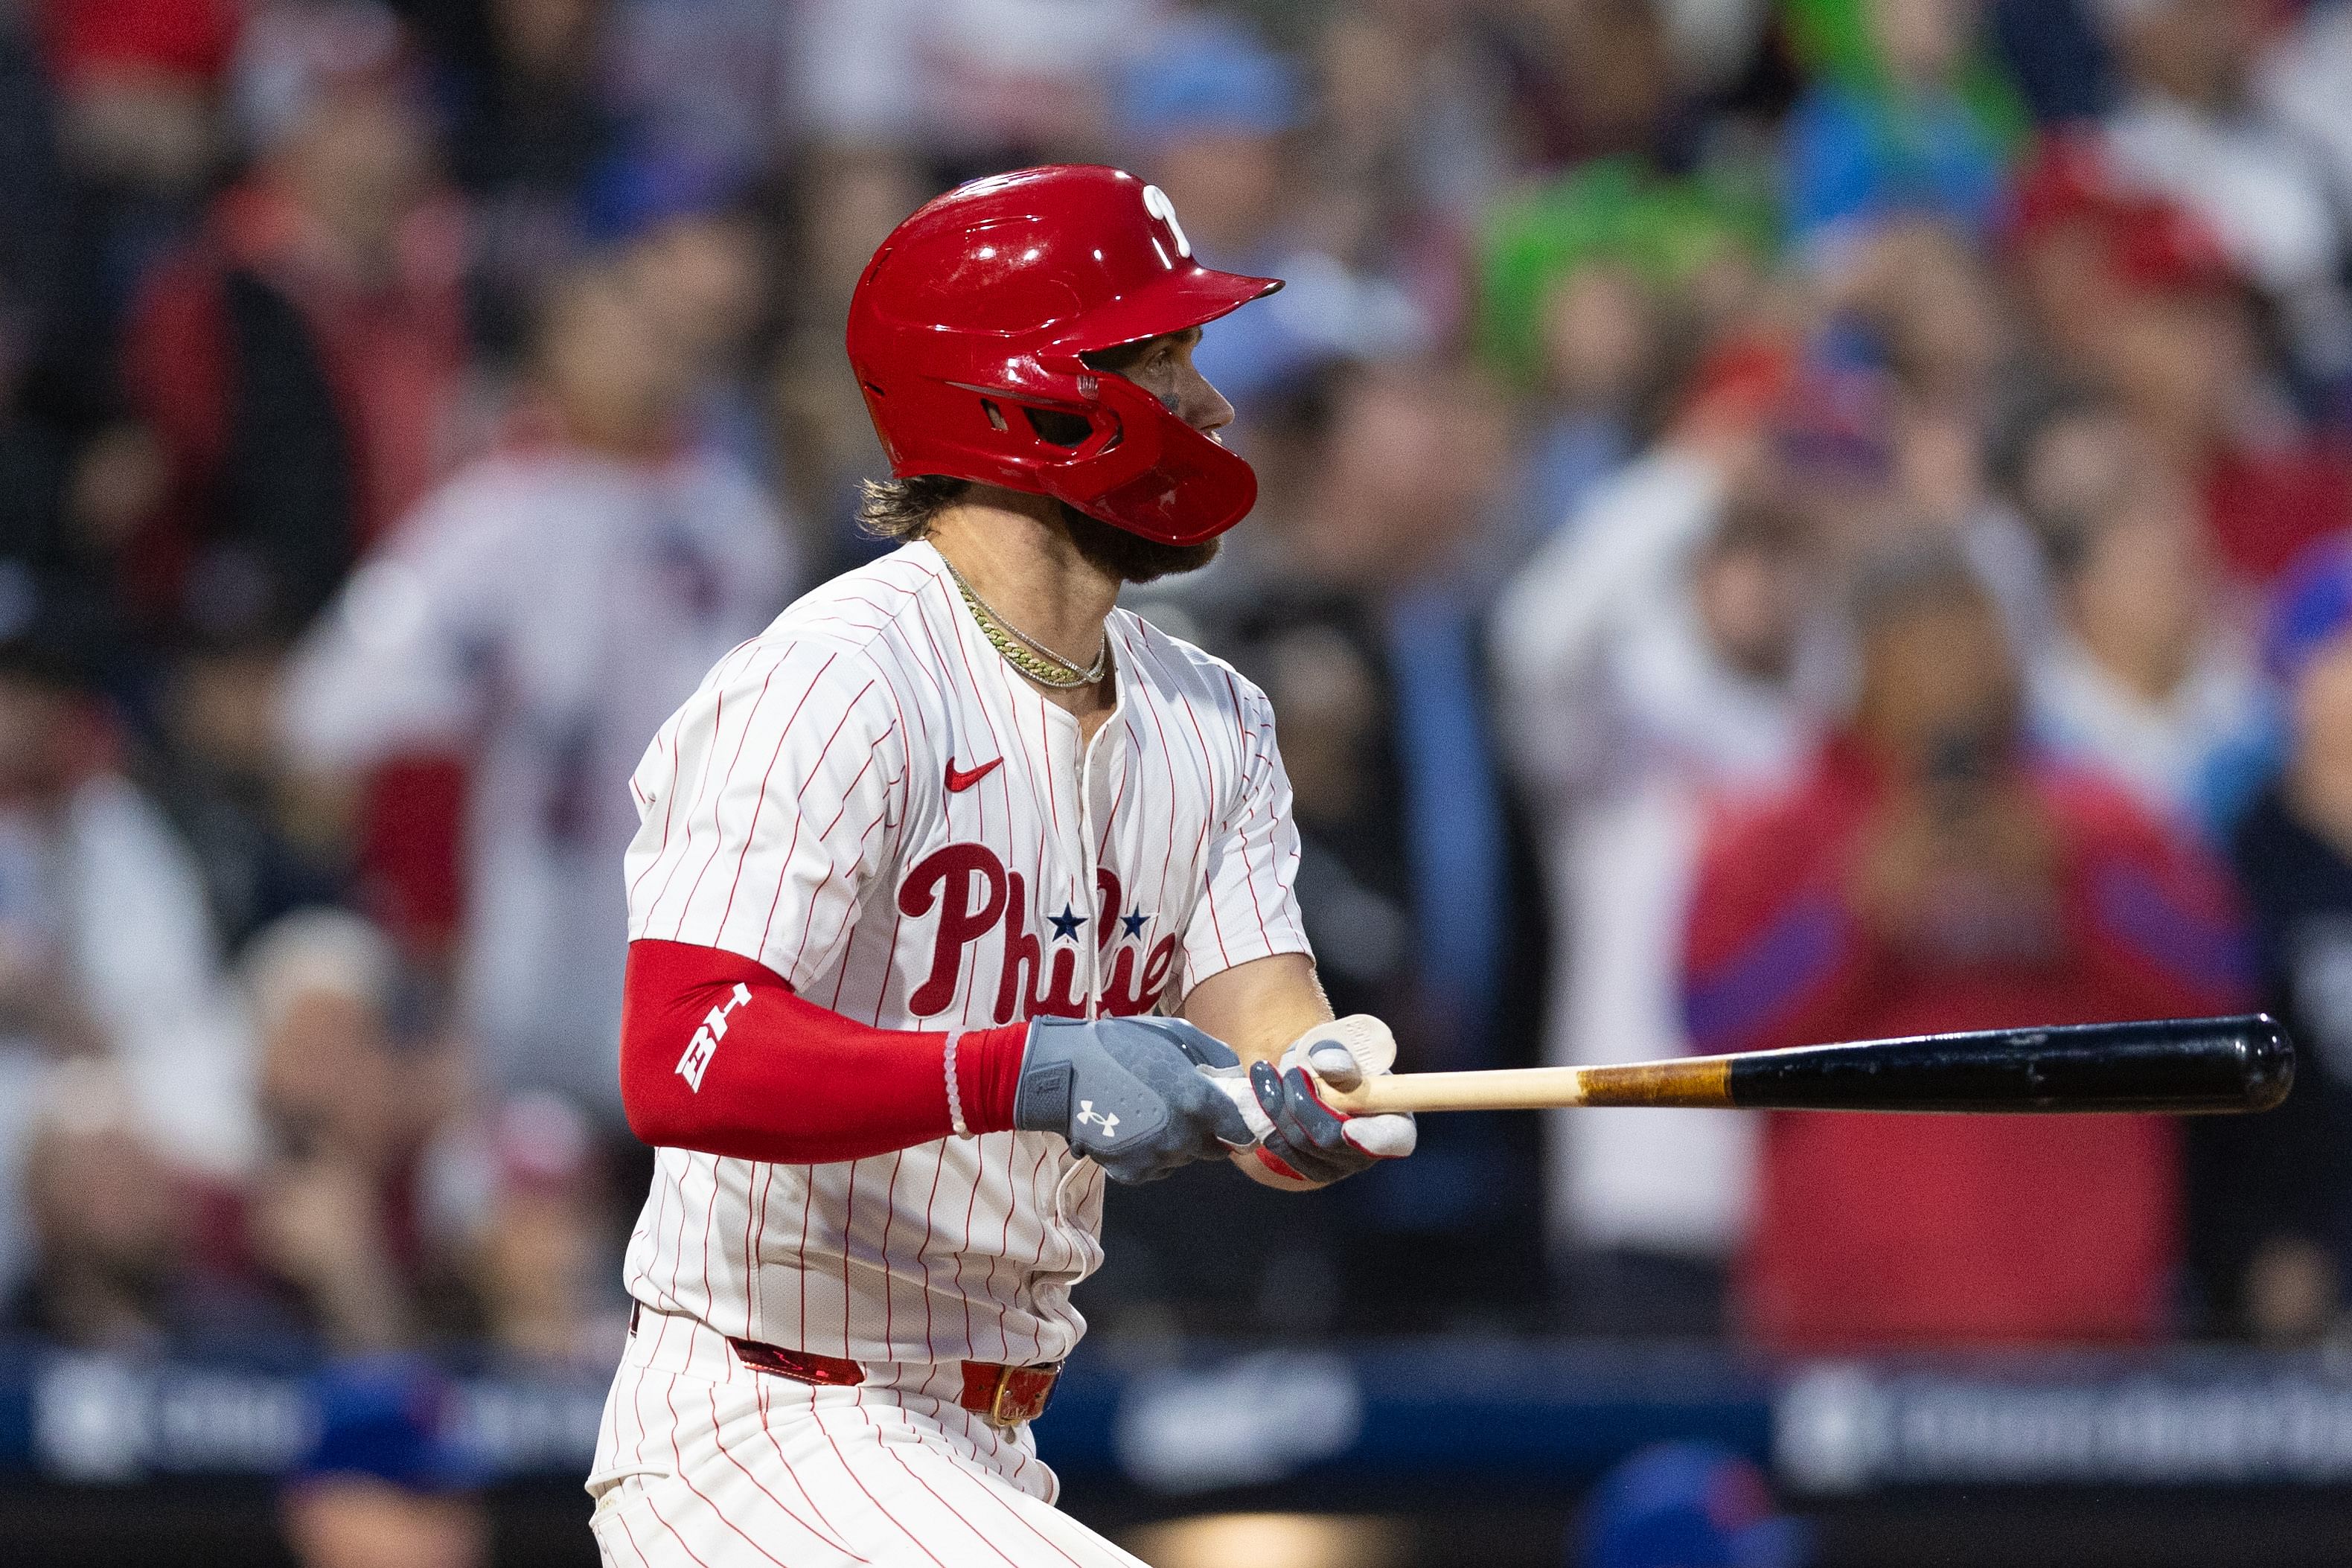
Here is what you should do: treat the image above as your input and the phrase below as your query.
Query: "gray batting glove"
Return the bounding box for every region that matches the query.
[1012,1017,1254,1183]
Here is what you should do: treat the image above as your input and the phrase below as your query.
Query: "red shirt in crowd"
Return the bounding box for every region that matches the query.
[1683,739,2250,1351]
[120,174,472,623]
[2202,440,2352,585]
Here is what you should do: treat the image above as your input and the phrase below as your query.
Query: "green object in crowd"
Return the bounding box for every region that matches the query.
[1476,157,1776,385]
[1780,0,2030,152]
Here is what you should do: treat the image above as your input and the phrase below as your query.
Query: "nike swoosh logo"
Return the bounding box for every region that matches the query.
[945,757,1003,793]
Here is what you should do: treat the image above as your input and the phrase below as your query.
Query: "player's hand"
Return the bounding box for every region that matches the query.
[1241,1016,1417,1188]
[1012,1017,1255,1184]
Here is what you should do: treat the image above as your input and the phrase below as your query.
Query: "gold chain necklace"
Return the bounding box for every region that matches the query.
[942,559,1109,690]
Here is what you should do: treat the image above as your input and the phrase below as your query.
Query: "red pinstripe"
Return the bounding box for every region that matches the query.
[796,613,895,636]
[747,1162,776,1342]
[656,1375,755,1567]
[1128,643,1211,966]
[893,1421,1091,1568]
[639,1487,721,1568]
[752,1378,861,1552]
[838,1158,859,1360]
[795,1171,814,1377]
[712,682,845,947]
[606,1491,658,1567]
[813,1388,950,1568]
[694,1156,722,1334]
[913,1142,945,1361]
[876,1151,904,1346]
[1013,1142,1053,1362]
[1034,696,1061,835]
[867,1430,1023,1568]
[651,663,764,938]
[1174,680,1274,951]
[952,1141,982,1352]
[676,654,843,943]
[706,1383,867,1561]
[642,644,758,928]
[769,750,891,981]
[626,726,684,906]
[751,810,814,973]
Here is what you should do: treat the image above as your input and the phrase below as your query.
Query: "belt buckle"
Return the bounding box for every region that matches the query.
[985,1363,1057,1429]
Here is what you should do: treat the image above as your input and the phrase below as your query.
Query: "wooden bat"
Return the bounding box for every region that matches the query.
[1315,1014,2295,1117]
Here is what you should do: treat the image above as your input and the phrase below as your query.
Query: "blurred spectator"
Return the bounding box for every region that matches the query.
[1574,1441,1809,1568]
[0,7,81,374]
[2262,1,2352,268]
[146,634,349,950]
[36,0,237,182]
[0,319,155,665]
[33,0,237,316]
[3,1058,217,1350]
[767,143,927,567]
[0,604,255,1186]
[280,1356,489,1568]
[792,0,1139,161]
[279,264,794,1112]
[1307,0,1516,253]
[429,1090,624,1365]
[584,143,774,481]
[1990,0,2118,124]
[1684,546,2248,1348]
[1495,395,1836,1331]
[441,0,627,357]
[1249,360,1528,1056]
[604,0,789,172]
[1222,359,1547,1316]
[245,908,459,1349]
[125,0,470,647]
[1782,0,2021,250]
[2009,138,2352,583]
[2007,388,2261,834]
[1486,0,1710,174]
[1477,159,1771,543]
[1821,216,2019,416]
[1116,11,1425,418]
[2092,0,2352,387]
[2201,544,2352,1343]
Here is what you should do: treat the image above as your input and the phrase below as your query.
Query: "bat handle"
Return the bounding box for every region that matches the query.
[1319,1066,1613,1116]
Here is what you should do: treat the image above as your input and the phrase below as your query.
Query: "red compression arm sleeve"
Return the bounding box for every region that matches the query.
[619,939,1029,1162]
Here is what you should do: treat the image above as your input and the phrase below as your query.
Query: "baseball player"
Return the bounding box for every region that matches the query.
[586,165,1417,1567]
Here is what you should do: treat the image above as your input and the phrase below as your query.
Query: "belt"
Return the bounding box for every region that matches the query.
[623,1304,1062,1430]
[726,1333,1061,1430]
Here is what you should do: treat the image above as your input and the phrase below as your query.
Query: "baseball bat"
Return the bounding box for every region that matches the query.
[1316,1014,2294,1116]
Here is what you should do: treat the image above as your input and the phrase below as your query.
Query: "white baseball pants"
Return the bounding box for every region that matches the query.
[587,1311,1148,1567]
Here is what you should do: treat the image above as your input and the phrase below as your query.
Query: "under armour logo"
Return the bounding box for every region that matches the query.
[1074,1100,1121,1139]
[676,982,753,1092]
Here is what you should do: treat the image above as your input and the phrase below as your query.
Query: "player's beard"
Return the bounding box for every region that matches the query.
[1052,501,1221,584]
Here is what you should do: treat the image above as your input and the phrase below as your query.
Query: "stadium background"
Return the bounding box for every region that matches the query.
[6,0,2352,1563]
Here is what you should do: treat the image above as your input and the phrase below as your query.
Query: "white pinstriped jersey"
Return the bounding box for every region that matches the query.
[618,540,1309,1364]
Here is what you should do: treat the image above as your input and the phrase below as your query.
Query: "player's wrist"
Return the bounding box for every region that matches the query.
[950,1022,1029,1136]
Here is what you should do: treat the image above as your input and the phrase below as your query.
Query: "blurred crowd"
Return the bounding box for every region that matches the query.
[10,0,2352,1404]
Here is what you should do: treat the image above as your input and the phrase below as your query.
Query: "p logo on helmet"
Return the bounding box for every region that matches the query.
[1140,184,1192,260]
[846,164,1283,547]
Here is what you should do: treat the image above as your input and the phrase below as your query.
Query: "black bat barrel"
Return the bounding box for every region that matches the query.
[1723,1014,2295,1115]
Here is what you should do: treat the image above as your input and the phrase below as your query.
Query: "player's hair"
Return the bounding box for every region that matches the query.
[857,475,969,541]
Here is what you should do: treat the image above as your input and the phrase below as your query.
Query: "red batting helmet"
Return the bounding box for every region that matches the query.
[846,164,1282,546]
